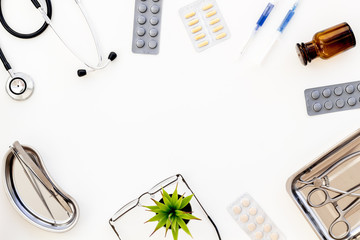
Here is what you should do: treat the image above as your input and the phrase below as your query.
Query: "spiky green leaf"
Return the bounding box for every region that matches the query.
[180,195,193,209]
[146,213,167,223]
[171,216,179,240]
[150,216,168,236]
[151,199,171,212]
[171,185,179,206]
[178,217,193,238]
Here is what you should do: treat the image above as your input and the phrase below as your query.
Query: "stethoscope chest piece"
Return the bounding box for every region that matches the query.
[6,72,34,101]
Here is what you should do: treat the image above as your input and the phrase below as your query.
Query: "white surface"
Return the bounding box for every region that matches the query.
[1,0,360,239]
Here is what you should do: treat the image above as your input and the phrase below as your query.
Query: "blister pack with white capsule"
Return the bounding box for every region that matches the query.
[179,0,230,52]
[228,193,286,240]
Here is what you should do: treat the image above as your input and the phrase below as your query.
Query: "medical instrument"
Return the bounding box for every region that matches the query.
[3,141,79,232]
[287,130,360,240]
[304,80,360,116]
[132,0,163,54]
[259,1,299,63]
[179,0,230,52]
[240,0,278,56]
[296,22,356,66]
[109,174,222,240]
[0,0,117,101]
[228,193,285,240]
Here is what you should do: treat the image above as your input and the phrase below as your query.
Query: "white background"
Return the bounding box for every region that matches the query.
[1,0,360,239]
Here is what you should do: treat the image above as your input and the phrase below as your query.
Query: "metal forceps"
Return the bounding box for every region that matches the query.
[299,151,360,239]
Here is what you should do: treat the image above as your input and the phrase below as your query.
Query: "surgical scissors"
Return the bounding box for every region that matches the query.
[298,151,360,239]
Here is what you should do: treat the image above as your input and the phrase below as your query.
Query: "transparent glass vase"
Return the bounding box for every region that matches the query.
[109,174,221,240]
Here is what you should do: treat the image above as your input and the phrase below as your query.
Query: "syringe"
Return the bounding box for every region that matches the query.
[240,0,278,56]
[260,1,300,63]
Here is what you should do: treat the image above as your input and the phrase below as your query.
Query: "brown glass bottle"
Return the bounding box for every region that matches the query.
[296,22,356,65]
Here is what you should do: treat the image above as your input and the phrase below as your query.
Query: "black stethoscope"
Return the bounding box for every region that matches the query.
[0,0,117,101]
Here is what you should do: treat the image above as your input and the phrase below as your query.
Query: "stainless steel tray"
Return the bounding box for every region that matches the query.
[287,130,360,240]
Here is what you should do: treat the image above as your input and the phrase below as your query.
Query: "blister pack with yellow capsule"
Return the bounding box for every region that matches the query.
[179,0,231,52]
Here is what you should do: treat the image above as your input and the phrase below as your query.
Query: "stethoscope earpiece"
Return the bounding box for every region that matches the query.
[6,72,34,101]
[77,69,87,77]
[108,52,117,61]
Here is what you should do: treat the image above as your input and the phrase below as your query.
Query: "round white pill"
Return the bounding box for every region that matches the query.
[270,232,279,240]
[249,207,257,216]
[239,214,249,223]
[255,231,263,239]
[264,224,272,233]
[256,215,265,224]
[241,198,250,207]
[247,223,256,232]
[232,206,242,215]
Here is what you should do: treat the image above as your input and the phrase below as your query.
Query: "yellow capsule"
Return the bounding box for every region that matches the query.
[216,32,227,40]
[194,33,206,41]
[185,12,196,19]
[198,41,209,48]
[191,26,202,33]
[212,25,224,32]
[188,19,199,26]
[202,4,213,11]
[206,10,217,18]
[209,18,220,25]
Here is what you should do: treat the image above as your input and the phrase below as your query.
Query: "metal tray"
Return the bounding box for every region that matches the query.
[287,130,360,240]
[3,142,79,232]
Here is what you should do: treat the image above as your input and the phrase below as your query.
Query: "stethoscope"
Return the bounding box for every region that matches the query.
[0,0,117,101]
[298,151,360,239]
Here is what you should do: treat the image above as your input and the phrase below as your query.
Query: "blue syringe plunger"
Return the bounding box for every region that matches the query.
[278,2,299,33]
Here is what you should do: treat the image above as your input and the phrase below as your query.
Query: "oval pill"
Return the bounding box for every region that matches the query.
[232,206,242,215]
[151,5,160,14]
[202,4,213,11]
[264,224,272,233]
[185,12,196,19]
[136,39,145,48]
[210,18,220,25]
[311,90,320,99]
[256,215,265,224]
[248,223,256,232]
[239,214,249,223]
[212,25,224,33]
[241,198,250,207]
[348,97,356,106]
[255,231,263,239]
[270,232,279,240]
[191,26,202,33]
[346,85,355,94]
[188,18,199,26]
[336,99,345,108]
[149,28,158,37]
[138,4,147,13]
[216,32,227,40]
[194,33,205,41]
[323,88,331,98]
[324,101,333,110]
[249,207,257,216]
[148,40,157,49]
[206,10,217,18]
[150,17,159,25]
[334,87,343,96]
[198,40,209,48]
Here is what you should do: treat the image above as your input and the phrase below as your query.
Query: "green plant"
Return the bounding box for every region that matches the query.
[144,186,201,240]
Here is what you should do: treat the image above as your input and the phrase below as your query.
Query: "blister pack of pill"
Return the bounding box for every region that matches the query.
[132,0,163,54]
[305,80,360,116]
[228,194,286,240]
[179,0,230,52]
